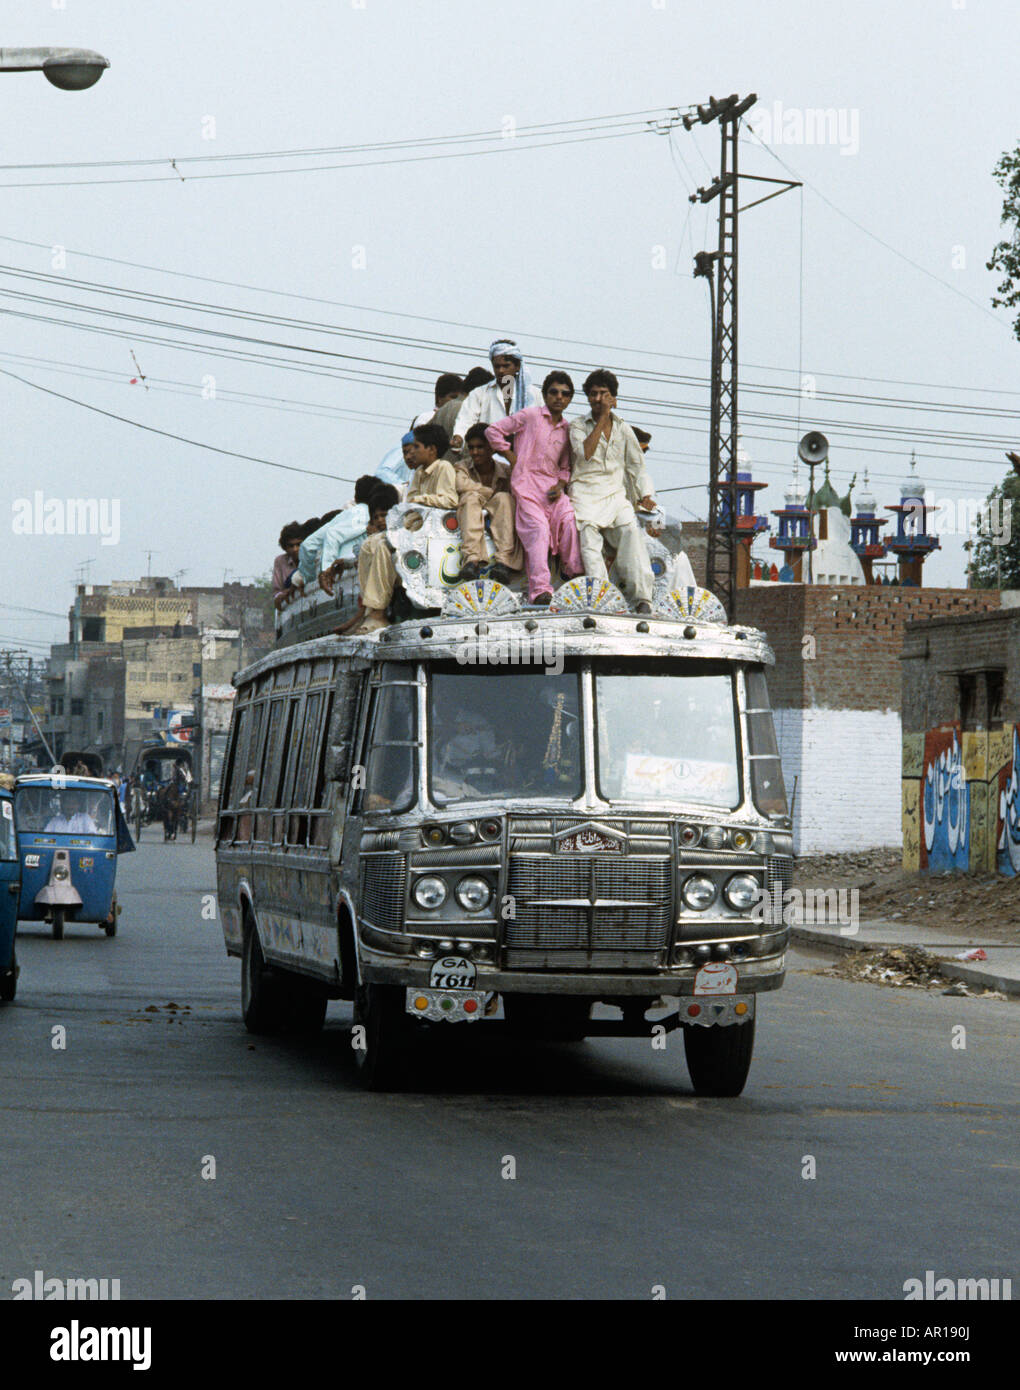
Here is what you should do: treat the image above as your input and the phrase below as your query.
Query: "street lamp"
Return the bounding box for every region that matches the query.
[0,47,109,91]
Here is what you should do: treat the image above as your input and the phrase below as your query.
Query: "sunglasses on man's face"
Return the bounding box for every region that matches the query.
[547,388,572,398]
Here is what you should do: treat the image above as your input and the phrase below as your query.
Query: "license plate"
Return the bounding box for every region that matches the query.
[406,987,488,1023]
[680,994,755,1027]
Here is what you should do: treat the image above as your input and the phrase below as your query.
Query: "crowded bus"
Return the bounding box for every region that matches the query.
[216,341,792,1093]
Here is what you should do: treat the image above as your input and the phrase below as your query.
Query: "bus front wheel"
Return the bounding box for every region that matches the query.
[353,984,410,1090]
[683,1017,755,1097]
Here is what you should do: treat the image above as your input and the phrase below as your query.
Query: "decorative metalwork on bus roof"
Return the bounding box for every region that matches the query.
[654,586,728,625]
[550,577,629,614]
[442,577,521,617]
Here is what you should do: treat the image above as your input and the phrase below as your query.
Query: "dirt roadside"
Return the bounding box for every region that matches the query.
[795,848,1020,947]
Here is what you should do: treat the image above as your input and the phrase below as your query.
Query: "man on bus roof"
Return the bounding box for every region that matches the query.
[451,424,524,586]
[291,475,379,594]
[348,423,456,634]
[484,370,584,604]
[448,339,543,454]
[568,369,658,614]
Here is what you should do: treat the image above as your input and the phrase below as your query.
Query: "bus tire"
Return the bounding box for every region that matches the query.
[353,984,410,1090]
[51,910,65,942]
[241,923,286,1035]
[683,1017,755,1097]
[0,946,16,1002]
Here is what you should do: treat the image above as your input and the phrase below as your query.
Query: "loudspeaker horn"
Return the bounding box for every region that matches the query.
[798,431,829,465]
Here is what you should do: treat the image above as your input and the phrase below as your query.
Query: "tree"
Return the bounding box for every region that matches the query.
[988,146,1020,339]
[966,470,1020,589]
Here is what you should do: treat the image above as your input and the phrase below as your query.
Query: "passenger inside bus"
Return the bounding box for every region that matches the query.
[430,671,581,803]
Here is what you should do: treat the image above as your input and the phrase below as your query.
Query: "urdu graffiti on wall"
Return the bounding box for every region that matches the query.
[921,725,969,872]
[997,724,1020,877]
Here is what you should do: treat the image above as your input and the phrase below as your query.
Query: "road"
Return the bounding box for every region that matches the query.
[1,834,1016,1300]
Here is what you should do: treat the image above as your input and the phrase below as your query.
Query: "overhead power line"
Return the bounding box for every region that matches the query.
[0,231,1016,403]
[0,367,358,483]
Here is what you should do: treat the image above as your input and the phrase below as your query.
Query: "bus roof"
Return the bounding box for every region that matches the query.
[236,607,773,688]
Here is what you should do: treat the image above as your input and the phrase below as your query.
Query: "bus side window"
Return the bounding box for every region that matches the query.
[356,669,418,816]
[309,689,336,848]
[254,699,283,842]
[273,695,302,845]
[289,688,324,846]
[220,699,253,845]
[744,667,788,816]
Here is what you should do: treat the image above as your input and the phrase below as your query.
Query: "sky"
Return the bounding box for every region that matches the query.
[3,0,1020,658]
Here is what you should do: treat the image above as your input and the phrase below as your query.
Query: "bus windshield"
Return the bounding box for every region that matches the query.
[594,660,740,808]
[429,665,582,805]
[15,785,116,835]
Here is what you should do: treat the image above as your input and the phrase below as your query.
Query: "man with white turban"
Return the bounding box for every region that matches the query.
[449,339,543,453]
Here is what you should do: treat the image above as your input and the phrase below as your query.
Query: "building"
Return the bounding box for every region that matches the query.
[731,584,1005,854]
[901,606,1020,876]
[41,575,274,803]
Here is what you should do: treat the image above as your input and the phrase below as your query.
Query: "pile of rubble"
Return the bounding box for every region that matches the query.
[825,944,947,990]
[824,945,1006,998]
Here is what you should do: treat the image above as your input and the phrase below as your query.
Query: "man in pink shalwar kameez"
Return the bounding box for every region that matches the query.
[484,371,583,604]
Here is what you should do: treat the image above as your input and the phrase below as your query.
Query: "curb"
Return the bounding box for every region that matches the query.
[790,925,1020,999]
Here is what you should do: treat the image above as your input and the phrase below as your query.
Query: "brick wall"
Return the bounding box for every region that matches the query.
[721,585,1002,854]
[734,586,1001,712]
[901,608,1020,735]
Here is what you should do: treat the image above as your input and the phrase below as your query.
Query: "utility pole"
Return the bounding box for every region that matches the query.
[1,648,56,766]
[684,94,800,618]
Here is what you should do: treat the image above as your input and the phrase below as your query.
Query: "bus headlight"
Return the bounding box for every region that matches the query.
[455,876,491,912]
[724,874,759,911]
[682,875,716,910]
[413,876,447,910]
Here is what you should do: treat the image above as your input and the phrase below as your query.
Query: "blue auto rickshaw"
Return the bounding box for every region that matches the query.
[0,779,18,1000]
[13,773,135,940]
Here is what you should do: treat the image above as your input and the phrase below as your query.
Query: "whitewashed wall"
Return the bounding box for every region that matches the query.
[773,707,903,856]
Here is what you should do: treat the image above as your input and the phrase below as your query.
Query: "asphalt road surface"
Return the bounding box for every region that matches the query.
[1,835,1016,1300]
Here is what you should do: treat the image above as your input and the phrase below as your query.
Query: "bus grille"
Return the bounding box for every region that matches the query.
[505,856,671,965]
[765,855,794,905]
[360,854,406,933]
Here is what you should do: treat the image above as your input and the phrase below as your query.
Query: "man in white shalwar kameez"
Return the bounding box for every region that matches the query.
[567,369,658,611]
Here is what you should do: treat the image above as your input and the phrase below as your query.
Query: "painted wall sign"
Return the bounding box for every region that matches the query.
[921,726,969,872]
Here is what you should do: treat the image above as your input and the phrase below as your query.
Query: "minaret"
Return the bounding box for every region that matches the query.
[725,435,769,588]
[769,472,815,582]
[850,470,888,585]
[885,452,939,586]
